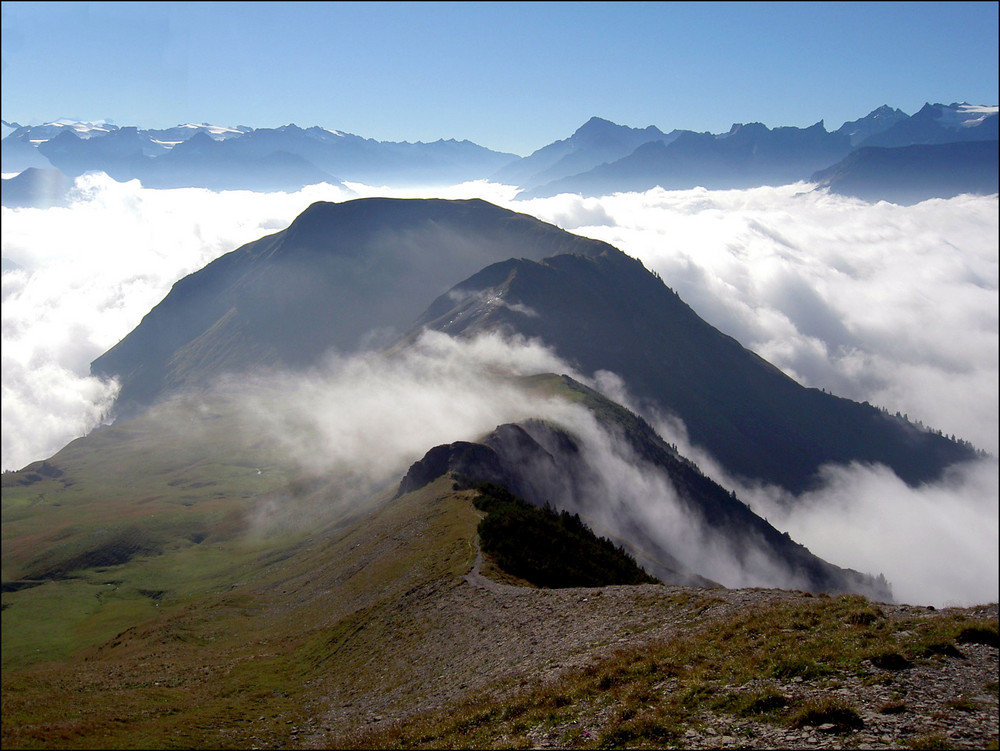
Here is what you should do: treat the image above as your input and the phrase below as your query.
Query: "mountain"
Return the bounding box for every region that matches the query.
[82,194,936,599]
[835,105,910,146]
[2,118,119,144]
[35,126,149,180]
[859,102,998,148]
[398,374,889,598]
[136,130,344,191]
[142,122,253,149]
[490,116,678,190]
[30,128,344,191]
[90,198,612,419]
[0,130,57,173]
[3,120,518,190]
[0,167,74,208]
[520,120,854,198]
[812,140,1000,204]
[218,123,518,186]
[509,104,997,199]
[408,229,976,492]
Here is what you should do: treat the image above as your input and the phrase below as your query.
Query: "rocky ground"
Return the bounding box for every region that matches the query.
[299,540,998,749]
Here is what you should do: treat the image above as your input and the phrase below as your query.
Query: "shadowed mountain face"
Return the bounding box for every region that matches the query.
[490,116,677,191]
[520,121,855,198]
[90,197,613,419]
[411,242,976,494]
[0,167,74,208]
[397,374,891,598]
[811,140,999,204]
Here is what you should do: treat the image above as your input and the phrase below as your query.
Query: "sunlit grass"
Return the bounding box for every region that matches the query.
[2,474,481,749]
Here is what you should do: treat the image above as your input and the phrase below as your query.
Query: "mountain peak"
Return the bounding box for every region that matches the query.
[570,116,625,140]
[414,222,977,492]
[170,130,218,153]
[724,122,769,137]
[570,116,665,142]
[835,106,910,146]
[577,115,618,130]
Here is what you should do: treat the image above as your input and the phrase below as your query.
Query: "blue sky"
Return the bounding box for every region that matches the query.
[2,0,998,156]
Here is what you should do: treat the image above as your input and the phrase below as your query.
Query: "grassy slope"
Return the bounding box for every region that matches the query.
[3,464,480,748]
[2,383,482,748]
[2,395,298,671]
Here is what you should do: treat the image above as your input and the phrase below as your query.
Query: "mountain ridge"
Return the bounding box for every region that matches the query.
[507,103,995,199]
[396,373,891,598]
[2,401,995,748]
[811,140,999,204]
[90,197,613,419]
[6,102,996,199]
[409,235,976,492]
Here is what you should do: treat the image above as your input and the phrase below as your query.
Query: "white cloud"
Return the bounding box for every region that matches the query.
[748,458,1000,608]
[228,329,584,484]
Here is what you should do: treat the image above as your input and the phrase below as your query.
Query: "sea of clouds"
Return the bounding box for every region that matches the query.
[2,174,996,606]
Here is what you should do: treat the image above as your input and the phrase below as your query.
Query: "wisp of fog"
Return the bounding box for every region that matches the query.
[211,330,849,596]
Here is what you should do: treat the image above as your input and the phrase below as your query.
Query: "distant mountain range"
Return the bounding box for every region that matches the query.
[516,103,997,198]
[85,197,979,595]
[1,120,516,191]
[3,102,996,202]
[489,116,682,192]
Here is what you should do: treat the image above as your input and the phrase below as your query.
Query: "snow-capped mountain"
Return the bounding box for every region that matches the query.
[860,102,999,148]
[834,105,909,146]
[5,119,119,141]
[142,123,253,148]
[932,102,999,128]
